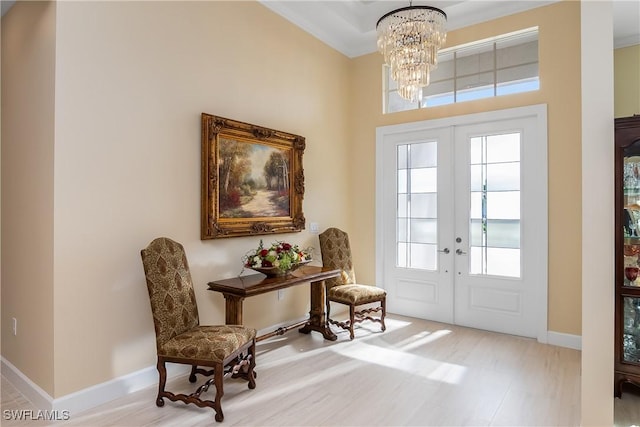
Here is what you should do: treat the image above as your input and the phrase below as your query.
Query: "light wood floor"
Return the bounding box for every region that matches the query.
[2,314,639,426]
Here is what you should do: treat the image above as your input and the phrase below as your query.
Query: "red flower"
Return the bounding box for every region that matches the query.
[260,249,269,257]
[282,243,292,251]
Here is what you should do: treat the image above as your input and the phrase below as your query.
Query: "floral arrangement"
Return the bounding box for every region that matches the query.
[244,240,312,273]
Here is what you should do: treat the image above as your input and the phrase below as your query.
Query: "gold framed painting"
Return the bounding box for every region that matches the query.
[201,113,306,239]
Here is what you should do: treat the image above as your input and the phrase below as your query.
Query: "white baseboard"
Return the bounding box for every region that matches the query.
[1,357,53,411]
[546,331,582,350]
[1,356,189,415]
[5,321,573,417]
[1,316,310,416]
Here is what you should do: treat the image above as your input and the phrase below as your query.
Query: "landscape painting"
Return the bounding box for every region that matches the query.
[218,138,290,218]
[201,113,306,239]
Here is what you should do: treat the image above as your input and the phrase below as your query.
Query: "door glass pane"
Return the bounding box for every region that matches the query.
[486,220,520,248]
[487,162,520,191]
[470,219,483,246]
[396,141,438,270]
[397,242,407,268]
[623,297,640,363]
[410,168,437,193]
[398,218,408,242]
[486,248,520,277]
[486,133,520,163]
[398,169,407,193]
[398,194,408,217]
[470,165,483,191]
[469,134,521,278]
[410,243,437,270]
[487,191,520,219]
[398,145,408,169]
[411,193,437,218]
[409,142,437,168]
[410,219,437,244]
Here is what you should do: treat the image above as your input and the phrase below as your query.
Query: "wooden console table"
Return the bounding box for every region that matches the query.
[207,266,341,342]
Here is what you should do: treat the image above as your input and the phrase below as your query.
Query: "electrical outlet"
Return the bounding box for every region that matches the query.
[12,318,17,336]
[309,222,319,234]
[277,289,284,300]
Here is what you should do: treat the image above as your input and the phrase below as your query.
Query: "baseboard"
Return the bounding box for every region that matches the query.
[51,364,190,414]
[1,356,189,415]
[547,331,582,350]
[2,317,310,416]
[1,357,53,411]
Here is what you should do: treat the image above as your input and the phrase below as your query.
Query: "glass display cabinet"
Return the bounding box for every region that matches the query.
[615,115,640,397]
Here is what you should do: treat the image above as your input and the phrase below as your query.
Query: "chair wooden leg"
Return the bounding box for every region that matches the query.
[155,358,167,407]
[380,297,387,332]
[189,365,198,383]
[213,363,224,422]
[349,305,355,340]
[247,341,257,390]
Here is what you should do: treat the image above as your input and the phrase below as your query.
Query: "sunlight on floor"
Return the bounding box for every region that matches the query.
[397,329,452,352]
[331,338,467,385]
[230,359,361,406]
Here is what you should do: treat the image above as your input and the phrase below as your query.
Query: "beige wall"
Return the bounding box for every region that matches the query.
[3,1,351,397]
[350,1,583,336]
[614,44,640,118]
[1,1,56,396]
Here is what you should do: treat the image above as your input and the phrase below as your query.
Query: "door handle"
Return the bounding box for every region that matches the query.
[456,249,467,255]
[438,248,450,254]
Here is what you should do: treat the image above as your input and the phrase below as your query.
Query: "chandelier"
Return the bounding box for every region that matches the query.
[376,4,447,102]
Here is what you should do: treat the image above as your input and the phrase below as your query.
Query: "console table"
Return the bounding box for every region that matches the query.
[207,266,341,342]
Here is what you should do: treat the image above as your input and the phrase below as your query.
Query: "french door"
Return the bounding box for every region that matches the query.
[376,106,547,339]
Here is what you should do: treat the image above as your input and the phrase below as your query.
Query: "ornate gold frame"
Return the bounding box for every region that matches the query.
[201,113,306,239]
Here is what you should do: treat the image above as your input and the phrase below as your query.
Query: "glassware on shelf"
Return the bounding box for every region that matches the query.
[625,267,640,285]
[624,161,640,194]
[623,297,640,364]
[624,255,640,287]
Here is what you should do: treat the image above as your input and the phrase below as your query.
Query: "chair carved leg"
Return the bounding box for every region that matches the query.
[349,305,355,340]
[214,365,225,422]
[156,358,167,407]
[247,343,257,389]
[381,298,387,332]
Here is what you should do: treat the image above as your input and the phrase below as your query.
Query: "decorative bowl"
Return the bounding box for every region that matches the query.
[250,260,311,277]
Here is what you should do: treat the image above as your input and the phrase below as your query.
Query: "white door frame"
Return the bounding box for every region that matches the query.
[375,104,549,343]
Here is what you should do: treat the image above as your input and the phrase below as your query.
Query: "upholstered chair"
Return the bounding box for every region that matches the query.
[318,228,386,340]
[140,237,256,422]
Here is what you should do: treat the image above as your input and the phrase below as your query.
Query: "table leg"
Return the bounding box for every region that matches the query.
[299,279,337,341]
[223,293,244,325]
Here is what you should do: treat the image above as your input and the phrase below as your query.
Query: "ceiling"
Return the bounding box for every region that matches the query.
[1,0,638,54]
[259,0,640,57]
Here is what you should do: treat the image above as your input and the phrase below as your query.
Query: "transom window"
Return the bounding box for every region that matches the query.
[384,28,539,114]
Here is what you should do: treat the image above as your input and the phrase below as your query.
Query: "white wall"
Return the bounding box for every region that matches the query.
[581,1,615,425]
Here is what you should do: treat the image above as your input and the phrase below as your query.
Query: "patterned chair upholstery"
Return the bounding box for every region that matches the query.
[141,237,256,422]
[319,228,386,339]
